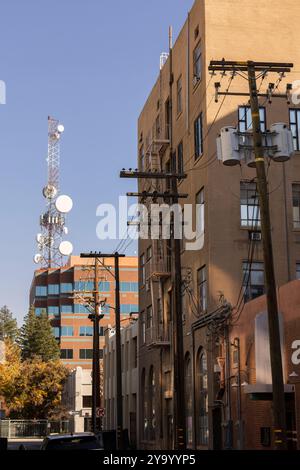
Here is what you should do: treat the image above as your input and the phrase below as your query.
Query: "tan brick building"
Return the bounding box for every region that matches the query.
[137,0,300,449]
[30,255,138,369]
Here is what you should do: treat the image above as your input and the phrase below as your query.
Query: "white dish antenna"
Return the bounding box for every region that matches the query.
[57,124,64,133]
[59,240,73,256]
[55,195,73,214]
[43,184,57,199]
[33,253,42,264]
[36,233,42,243]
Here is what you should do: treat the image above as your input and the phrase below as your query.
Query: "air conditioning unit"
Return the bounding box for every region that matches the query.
[249,231,262,241]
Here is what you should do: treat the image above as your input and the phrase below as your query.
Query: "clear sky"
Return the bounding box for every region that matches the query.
[0,0,194,324]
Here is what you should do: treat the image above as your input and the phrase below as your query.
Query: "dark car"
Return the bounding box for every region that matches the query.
[40,432,103,450]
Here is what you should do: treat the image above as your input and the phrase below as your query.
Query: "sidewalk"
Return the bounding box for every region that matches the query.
[8,439,43,450]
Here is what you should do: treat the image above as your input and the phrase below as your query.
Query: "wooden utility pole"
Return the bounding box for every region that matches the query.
[81,252,125,448]
[80,254,102,434]
[247,61,287,450]
[169,33,186,450]
[209,60,293,450]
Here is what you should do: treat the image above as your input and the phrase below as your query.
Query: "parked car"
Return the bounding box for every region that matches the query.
[39,432,104,450]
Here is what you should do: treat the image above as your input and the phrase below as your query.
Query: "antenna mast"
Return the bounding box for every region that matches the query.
[34,116,73,268]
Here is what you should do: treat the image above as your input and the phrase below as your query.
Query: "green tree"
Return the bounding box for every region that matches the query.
[20,307,60,361]
[0,305,18,342]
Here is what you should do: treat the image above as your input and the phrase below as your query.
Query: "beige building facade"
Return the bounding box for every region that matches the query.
[137,0,300,449]
[103,320,138,448]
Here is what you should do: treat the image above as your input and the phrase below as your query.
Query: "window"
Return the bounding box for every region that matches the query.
[185,354,193,447]
[141,369,148,439]
[82,396,92,408]
[61,349,73,359]
[61,326,74,337]
[193,42,202,82]
[171,151,177,174]
[238,106,266,132]
[197,266,207,313]
[80,326,93,336]
[132,337,138,368]
[165,98,170,139]
[197,349,208,446]
[100,326,104,336]
[146,246,152,262]
[35,307,46,316]
[155,115,160,138]
[177,142,184,176]
[177,75,182,114]
[292,183,300,228]
[240,182,261,227]
[74,281,94,292]
[148,367,156,441]
[140,254,145,286]
[48,306,59,316]
[99,281,110,292]
[196,188,205,235]
[120,304,139,314]
[242,261,264,301]
[289,109,300,150]
[140,145,145,171]
[61,305,73,314]
[52,327,60,339]
[165,159,171,190]
[296,263,300,280]
[146,305,153,331]
[141,311,146,344]
[79,349,93,359]
[101,304,110,315]
[194,113,203,159]
[36,286,47,297]
[74,304,90,314]
[48,284,59,295]
[60,283,73,293]
[120,282,138,292]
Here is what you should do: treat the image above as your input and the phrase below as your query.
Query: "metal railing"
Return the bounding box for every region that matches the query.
[0,419,70,438]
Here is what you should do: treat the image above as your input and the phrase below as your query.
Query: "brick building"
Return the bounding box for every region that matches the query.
[136,0,300,449]
[29,255,138,369]
[230,281,300,450]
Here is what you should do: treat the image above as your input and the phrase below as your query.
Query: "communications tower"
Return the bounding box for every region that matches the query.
[34,116,73,268]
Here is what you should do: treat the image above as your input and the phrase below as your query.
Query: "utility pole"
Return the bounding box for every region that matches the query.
[168,28,186,450]
[80,254,103,434]
[209,60,294,450]
[81,251,125,449]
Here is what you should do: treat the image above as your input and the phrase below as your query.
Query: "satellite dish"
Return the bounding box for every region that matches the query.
[57,124,64,133]
[55,195,73,214]
[59,240,73,256]
[43,184,57,199]
[63,226,69,235]
[33,254,42,264]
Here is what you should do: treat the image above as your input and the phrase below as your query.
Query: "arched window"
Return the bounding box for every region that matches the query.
[197,348,208,446]
[141,368,148,440]
[184,353,193,447]
[148,366,156,440]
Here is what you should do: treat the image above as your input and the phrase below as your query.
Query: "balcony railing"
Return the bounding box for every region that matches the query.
[145,323,171,348]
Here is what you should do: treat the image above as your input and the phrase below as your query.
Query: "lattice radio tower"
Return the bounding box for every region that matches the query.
[34,116,73,268]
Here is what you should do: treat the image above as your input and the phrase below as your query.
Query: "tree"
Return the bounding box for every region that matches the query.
[19,307,60,361]
[0,305,18,342]
[0,341,68,419]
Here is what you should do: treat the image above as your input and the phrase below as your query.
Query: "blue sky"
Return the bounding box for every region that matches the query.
[0,0,194,323]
